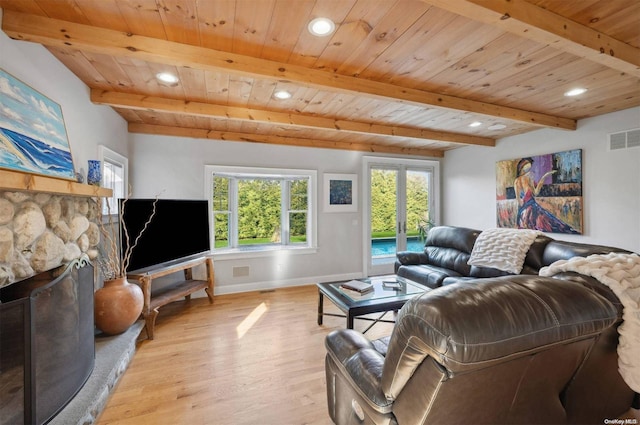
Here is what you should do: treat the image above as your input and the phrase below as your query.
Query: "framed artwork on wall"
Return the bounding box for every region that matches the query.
[496,149,583,234]
[0,68,76,180]
[324,173,358,213]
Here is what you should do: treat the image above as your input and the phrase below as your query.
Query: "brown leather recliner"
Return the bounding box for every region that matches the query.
[325,275,620,425]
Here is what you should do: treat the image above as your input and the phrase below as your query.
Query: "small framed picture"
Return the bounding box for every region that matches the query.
[324,173,358,213]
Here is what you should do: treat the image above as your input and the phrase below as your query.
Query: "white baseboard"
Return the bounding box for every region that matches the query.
[190,272,364,297]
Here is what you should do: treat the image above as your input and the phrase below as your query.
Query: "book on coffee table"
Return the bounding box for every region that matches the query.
[340,279,374,294]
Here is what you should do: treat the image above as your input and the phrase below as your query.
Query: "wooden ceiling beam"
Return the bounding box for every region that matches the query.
[91,89,495,147]
[128,123,445,158]
[422,0,640,77]
[2,10,576,131]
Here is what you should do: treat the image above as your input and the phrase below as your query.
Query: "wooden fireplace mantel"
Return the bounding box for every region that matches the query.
[0,169,112,197]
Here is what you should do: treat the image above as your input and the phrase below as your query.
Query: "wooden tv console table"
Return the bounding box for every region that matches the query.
[127,255,214,340]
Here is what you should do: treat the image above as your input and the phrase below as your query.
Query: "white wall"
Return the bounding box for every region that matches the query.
[0,13,128,171]
[443,107,640,253]
[129,133,431,294]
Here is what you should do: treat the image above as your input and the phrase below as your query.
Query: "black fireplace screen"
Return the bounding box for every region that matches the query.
[0,256,95,425]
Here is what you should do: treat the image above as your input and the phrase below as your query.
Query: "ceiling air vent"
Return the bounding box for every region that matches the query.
[608,128,640,151]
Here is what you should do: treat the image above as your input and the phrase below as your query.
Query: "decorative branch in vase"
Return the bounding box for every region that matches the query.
[94,194,159,335]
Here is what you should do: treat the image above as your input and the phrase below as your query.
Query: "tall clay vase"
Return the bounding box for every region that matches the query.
[94,277,144,335]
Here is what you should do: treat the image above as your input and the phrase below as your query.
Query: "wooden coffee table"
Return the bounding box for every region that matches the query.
[317,275,429,332]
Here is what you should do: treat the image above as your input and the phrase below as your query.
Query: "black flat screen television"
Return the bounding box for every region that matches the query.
[119,198,211,272]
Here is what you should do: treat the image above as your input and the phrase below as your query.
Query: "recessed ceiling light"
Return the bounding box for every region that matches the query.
[488,124,507,130]
[308,17,336,37]
[273,90,292,100]
[564,87,587,97]
[156,72,179,85]
[469,121,482,128]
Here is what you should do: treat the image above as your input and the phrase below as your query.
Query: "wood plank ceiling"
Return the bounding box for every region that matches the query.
[1,0,638,158]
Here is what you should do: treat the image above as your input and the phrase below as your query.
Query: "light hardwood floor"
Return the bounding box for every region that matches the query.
[96,285,394,425]
[96,285,640,425]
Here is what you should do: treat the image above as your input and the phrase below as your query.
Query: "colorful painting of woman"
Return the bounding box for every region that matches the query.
[513,157,579,234]
[496,149,582,234]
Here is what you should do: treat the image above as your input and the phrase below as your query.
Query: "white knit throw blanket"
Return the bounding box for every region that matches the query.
[539,252,640,393]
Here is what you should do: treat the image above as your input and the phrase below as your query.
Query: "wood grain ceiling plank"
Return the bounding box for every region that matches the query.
[540,78,640,118]
[176,66,207,103]
[129,123,445,158]
[444,40,559,100]
[113,107,144,124]
[205,71,230,105]
[373,14,505,88]
[335,0,432,78]
[311,0,398,74]
[473,52,581,106]
[530,0,639,47]
[46,46,111,89]
[231,0,276,57]
[90,89,495,146]
[287,0,357,68]
[356,7,459,82]
[227,75,254,107]
[423,0,640,76]
[157,0,200,46]
[195,0,235,52]
[116,56,166,96]
[248,79,278,107]
[32,0,91,23]
[0,0,45,15]
[429,34,543,95]
[80,51,134,91]
[259,0,315,63]
[2,10,575,130]
[498,59,619,110]
[115,0,168,40]
[75,0,130,33]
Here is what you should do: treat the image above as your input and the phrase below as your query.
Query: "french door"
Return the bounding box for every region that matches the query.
[363,157,439,276]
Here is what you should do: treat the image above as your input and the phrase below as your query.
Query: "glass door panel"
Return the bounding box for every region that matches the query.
[405,169,431,253]
[365,159,435,276]
[370,167,398,273]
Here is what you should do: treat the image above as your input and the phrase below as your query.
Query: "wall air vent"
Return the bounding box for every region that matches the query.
[608,128,640,151]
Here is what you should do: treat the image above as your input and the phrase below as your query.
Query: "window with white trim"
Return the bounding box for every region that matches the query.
[205,166,317,253]
[99,145,128,216]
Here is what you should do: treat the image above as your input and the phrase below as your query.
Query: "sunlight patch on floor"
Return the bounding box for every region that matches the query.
[236,302,268,339]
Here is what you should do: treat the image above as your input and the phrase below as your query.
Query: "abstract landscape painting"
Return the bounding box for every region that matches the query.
[0,68,75,179]
[496,149,583,234]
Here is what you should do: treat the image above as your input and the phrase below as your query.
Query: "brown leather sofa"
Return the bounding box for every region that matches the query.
[326,227,638,424]
[394,225,632,288]
[325,276,629,424]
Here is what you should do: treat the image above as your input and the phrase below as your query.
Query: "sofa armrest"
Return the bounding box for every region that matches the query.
[396,250,428,265]
[325,329,391,412]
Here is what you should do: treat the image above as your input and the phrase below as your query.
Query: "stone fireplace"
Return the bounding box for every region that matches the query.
[0,257,94,424]
[0,190,102,289]
[0,172,118,425]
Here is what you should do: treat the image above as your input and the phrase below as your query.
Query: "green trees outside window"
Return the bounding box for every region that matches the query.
[213,175,308,248]
[370,169,430,239]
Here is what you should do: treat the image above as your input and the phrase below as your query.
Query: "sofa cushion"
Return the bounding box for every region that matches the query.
[523,234,554,271]
[397,264,462,289]
[468,265,513,278]
[424,225,480,254]
[542,240,631,267]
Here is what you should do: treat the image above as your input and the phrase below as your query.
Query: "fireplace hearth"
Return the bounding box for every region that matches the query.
[0,256,94,425]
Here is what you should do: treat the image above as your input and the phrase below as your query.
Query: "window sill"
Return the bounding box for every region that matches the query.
[212,245,317,260]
